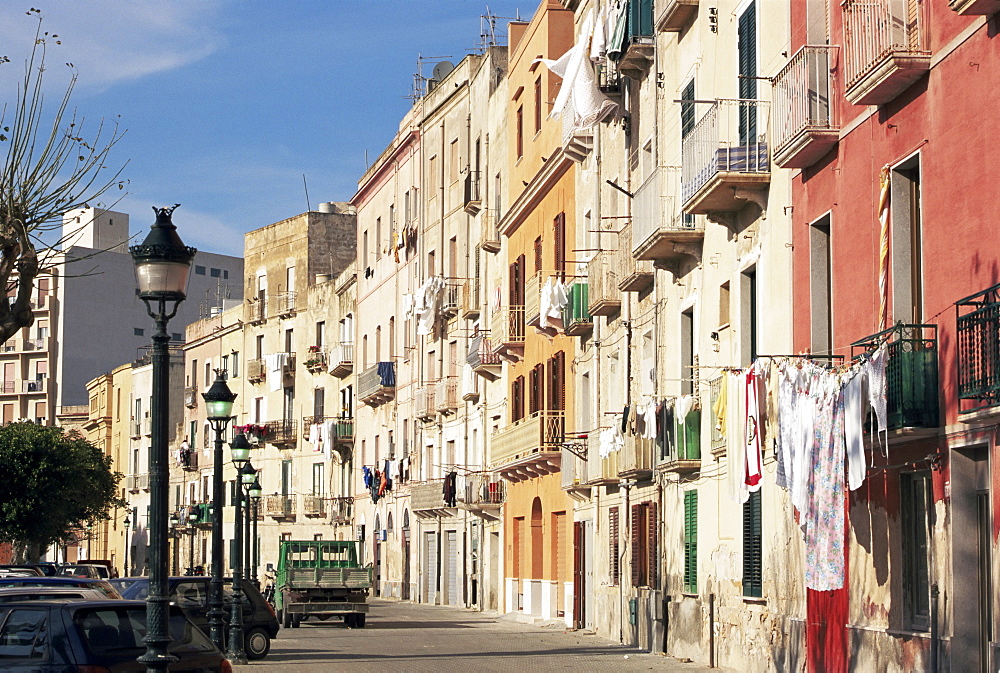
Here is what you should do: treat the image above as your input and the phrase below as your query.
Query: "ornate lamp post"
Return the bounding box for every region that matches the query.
[226,433,252,664]
[202,372,237,650]
[123,515,132,577]
[187,508,198,572]
[240,461,256,587]
[248,477,262,587]
[168,513,180,576]
[130,205,196,673]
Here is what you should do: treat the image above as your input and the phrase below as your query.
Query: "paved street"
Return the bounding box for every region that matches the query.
[247,599,718,672]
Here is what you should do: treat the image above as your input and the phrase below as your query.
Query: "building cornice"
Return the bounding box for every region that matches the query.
[350,128,420,209]
[498,146,573,238]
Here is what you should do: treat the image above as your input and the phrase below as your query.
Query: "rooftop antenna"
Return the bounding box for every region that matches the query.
[405,53,453,103]
[478,7,519,52]
[302,174,312,212]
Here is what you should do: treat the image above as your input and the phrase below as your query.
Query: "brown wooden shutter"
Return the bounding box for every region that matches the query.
[648,501,658,589]
[554,213,566,278]
[631,503,642,587]
[515,254,526,304]
[534,236,543,274]
[609,506,620,585]
[555,351,565,412]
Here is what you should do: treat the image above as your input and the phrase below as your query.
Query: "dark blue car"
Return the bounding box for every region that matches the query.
[0,599,230,672]
[0,576,121,599]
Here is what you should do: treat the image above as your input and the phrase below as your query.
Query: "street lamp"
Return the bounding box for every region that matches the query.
[240,461,256,588]
[226,433,252,664]
[249,476,262,587]
[123,515,132,577]
[188,509,198,573]
[203,371,237,650]
[169,513,180,576]
[131,205,196,673]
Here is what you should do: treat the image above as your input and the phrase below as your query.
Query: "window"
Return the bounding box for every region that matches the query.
[719,282,731,327]
[134,328,144,337]
[631,501,658,588]
[516,106,523,159]
[609,506,620,586]
[0,608,46,658]
[684,490,698,594]
[312,463,325,496]
[741,267,758,366]
[680,309,694,396]
[533,237,543,273]
[511,375,525,423]
[375,218,382,259]
[534,76,542,133]
[553,213,566,276]
[195,265,206,276]
[892,157,923,324]
[171,332,182,341]
[743,490,762,597]
[210,268,221,278]
[810,216,832,353]
[738,1,758,143]
[529,364,543,415]
[548,351,565,412]
[231,351,239,378]
[316,321,325,349]
[901,471,931,631]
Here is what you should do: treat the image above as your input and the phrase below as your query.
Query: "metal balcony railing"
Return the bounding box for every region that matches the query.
[463,171,482,214]
[842,0,927,92]
[619,435,655,477]
[329,496,353,525]
[772,45,838,167]
[183,386,198,408]
[247,358,266,383]
[303,495,327,517]
[957,283,1000,413]
[415,385,437,421]
[632,166,704,264]
[411,480,450,512]
[562,282,592,336]
[264,495,295,519]
[681,99,771,207]
[330,342,353,377]
[490,306,525,354]
[435,376,459,414]
[192,502,213,528]
[181,450,198,471]
[492,410,565,466]
[442,281,461,317]
[467,333,501,378]
[358,362,396,406]
[303,348,328,372]
[22,379,46,393]
[481,209,501,253]
[24,337,46,351]
[267,419,298,446]
[127,473,150,493]
[587,251,621,317]
[246,298,266,325]
[613,223,654,292]
[275,291,297,317]
[463,473,506,506]
[561,444,588,490]
[852,323,939,430]
[461,278,481,320]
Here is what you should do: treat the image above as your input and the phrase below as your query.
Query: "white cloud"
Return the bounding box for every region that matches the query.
[0,2,226,91]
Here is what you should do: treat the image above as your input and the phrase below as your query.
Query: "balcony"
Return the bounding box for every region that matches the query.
[587,251,621,317]
[192,502,213,529]
[468,333,502,380]
[329,496,353,525]
[708,377,727,458]
[275,291,297,318]
[616,0,655,79]
[491,410,564,482]
[267,419,298,447]
[842,0,930,105]
[247,358,266,383]
[656,0,698,32]
[619,435,655,479]
[461,279,480,320]
[562,282,592,336]
[772,46,839,168]
[481,209,501,254]
[957,284,1000,414]
[246,298,266,325]
[615,223,654,292]
[562,117,594,164]
[435,376,459,414]
[22,379,46,393]
[415,385,437,422]
[303,348,328,373]
[597,62,622,98]
[441,281,460,317]
[525,272,545,327]
[181,450,198,471]
[949,0,1000,14]
[463,171,482,215]
[358,362,396,407]
[183,386,198,409]
[661,407,701,473]
[265,495,296,520]
[329,343,353,378]
[852,323,939,433]
[411,480,454,518]
[587,433,620,486]
[126,473,149,494]
[490,306,525,361]
[22,337,47,351]
[681,99,771,226]
[460,473,506,520]
[633,167,704,267]
[302,495,327,518]
[302,416,354,443]
[561,442,591,500]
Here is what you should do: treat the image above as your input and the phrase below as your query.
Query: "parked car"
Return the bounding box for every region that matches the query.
[0,576,122,599]
[0,599,232,671]
[122,577,278,659]
[0,566,44,577]
[0,587,109,603]
[107,577,142,594]
[60,563,111,579]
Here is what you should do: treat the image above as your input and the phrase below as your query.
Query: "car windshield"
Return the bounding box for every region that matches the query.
[74,606,217,657]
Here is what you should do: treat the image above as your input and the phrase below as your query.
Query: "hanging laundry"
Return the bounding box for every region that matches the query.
[443,472,458,507]
[362,466,373,489]
[725,371,749,504]
[744,366,763,489]
[803,382,847,591]
[865,344,889,452]
[620,405,630,434]
[265,352,288,393]
[676,395,694,425]
[377,361,396,387]
[842,367,867,491]
[599,427,624,458]
[642,401,658,440]
[414,276,445,336]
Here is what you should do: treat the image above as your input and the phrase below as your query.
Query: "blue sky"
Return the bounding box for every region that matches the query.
[0,2,528,256]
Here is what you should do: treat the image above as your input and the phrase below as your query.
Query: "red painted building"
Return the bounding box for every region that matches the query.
[781,2,1000,670]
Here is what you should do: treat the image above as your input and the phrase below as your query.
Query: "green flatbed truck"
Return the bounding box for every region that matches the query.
[275,540,372,628]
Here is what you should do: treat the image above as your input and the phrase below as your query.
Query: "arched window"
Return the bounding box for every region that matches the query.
[387,511,394,531]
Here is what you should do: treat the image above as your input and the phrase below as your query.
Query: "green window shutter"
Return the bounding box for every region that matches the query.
[743,490,763,597]
[684,490,698,594]
[681,80,696,138]
[737,1,757,142]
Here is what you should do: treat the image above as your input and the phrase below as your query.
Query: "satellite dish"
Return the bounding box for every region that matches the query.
[432,61,455,82]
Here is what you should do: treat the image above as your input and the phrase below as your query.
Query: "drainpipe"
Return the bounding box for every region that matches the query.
[930,583,939,672]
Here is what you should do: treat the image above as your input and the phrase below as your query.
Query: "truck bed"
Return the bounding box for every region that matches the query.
[282,566,372,590]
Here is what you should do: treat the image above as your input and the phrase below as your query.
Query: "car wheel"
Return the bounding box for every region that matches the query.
[291,613,302,628]
[356,614,366,628]
[344,614,355,628]
[281,609,291,629]
[245,627,271,660]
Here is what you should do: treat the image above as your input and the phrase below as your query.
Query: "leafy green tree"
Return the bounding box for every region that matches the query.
[0,9,126,345]
[0,422,125,562]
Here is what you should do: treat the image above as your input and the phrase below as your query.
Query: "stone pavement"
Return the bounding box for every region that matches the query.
[246,598,720,672]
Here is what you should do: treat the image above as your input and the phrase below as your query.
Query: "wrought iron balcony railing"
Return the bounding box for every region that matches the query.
[851,323,939,431]
[264,495,296,519]
[562,282,592,336]
[842,0,929,105]
[772,45,839,168]
[957,283,1000,413]
[183,386,198,409]
[435,375,459,414]
[302,495,327,518]
[587,251,621,317]
[330,342,353,377]
[329,496,353,525]
[275,291,297,317]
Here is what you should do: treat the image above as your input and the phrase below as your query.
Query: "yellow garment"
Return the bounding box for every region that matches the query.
[713,370,728,440]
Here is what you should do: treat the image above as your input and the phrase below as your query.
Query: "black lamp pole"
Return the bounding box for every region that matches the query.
[131,205,196,673]
[123,515,132,577]
[188,509,197,572]
[169,513,180,576]
[227,434,252,664]
[202,372,237,650]
[249,477,262,587]
[241,461,255,587]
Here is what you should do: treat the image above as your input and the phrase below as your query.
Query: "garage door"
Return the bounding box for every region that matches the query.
[423,531,437,604]
[446,531,459,606]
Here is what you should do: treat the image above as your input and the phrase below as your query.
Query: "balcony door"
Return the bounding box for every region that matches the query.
[738,1,757,144]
